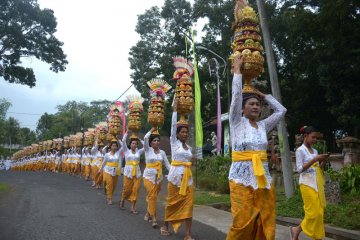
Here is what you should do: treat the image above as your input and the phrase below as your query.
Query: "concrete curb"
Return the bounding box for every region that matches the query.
[193,205,360,240]
[277,216,360,240]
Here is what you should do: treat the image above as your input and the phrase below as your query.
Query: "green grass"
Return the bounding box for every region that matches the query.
[276,187,360,230]
[194,190,230,205]
[0,183,9,192]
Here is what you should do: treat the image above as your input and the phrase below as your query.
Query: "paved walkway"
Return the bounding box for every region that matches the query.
[0,171,339,239]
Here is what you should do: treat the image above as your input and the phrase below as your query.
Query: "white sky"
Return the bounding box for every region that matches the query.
[1,0,167,130]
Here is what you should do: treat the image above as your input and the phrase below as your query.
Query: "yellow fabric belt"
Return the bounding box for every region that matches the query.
[171,160,192,196]
[232,150,268,188]
[126,161,139,176]
[313,162,326,208]
[146,161,162,179]
[106,162,119,167]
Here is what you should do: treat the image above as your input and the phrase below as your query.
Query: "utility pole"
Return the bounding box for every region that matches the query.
[256,0,294,198]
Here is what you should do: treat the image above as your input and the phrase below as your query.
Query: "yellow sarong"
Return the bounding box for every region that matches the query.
[227,180,276,240]
[232,150,268,188]
[165,182,194,233]
[146,161,162,179]
[300,184,325,239]
[171,160,192,195]
[314,162,326,208]
[125,161,139,177]
[144,178,161,216]
[122,176,141,202]
[103,172,118,200]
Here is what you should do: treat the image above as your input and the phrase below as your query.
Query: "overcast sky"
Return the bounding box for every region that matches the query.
[1,0,167,130]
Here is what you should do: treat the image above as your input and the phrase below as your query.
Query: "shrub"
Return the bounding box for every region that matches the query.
[339,165,360,194]
[197,155,231,193]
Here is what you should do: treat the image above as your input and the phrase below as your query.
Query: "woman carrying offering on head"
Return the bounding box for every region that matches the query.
[160,97,195,240]
[119,131,144,214]
[226,55,287,240]
[99,139,123,205]
[143,127,170,228]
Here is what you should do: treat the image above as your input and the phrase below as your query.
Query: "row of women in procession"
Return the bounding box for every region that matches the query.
[9,1,328,240]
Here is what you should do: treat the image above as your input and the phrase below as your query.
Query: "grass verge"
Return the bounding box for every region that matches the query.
[0,183,9,192]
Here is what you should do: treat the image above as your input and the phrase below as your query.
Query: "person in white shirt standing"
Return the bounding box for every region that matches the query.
[290,126,328,240]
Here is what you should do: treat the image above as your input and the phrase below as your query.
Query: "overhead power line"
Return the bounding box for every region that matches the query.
[7,111,42,116]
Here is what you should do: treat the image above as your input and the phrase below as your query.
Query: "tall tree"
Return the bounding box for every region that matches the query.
[0,0,68,87]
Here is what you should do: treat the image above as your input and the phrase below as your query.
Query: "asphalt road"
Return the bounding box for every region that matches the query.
[0,171,226,240]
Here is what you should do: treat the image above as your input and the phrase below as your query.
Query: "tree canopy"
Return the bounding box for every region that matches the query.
[128,0,360,150]
[0,0,68,87]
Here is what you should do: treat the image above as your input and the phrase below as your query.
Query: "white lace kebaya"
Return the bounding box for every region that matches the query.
[296,144,318,191]
[100,141,123,177]
[122,132,144,179]
[167,112,193,187]
[229,73,286,190]
[143,131,171,184]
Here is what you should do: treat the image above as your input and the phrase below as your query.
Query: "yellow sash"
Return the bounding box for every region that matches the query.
[97,157,103,165]
[232,150,268,188]
[106,162,119,167]
[106,161,120,175]
[146,161,162,179]
[126,161,139,176]
[313,162,326,208]
[171,160,192,196]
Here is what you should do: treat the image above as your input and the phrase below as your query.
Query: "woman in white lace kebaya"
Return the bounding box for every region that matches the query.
[119,131,144,214]
[99,140,123,205]
[160,98,195,240]
[226,55,287,240]
[290,126,328,240]
[91,141,106,189]
[143,127,171,228]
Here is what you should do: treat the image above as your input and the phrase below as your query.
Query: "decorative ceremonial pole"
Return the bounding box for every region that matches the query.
[191,30,203,159]
[208,58,222,155]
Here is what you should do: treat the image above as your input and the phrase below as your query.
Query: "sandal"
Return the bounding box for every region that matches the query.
[152,221,158,228]
[184,237,195,240]
[160,226,170,236]
[144,214,150,221]
[131,210,138,215]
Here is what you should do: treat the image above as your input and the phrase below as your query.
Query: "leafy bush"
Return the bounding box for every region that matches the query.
[197,155,232,193]
[339,165,360,194]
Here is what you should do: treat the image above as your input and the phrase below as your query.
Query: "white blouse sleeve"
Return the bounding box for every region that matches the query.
[143,131,151,153]
[295,148,305,173]
[138,148,145,156]
[229,74,243,128]
[115,140,123,155]
[122,132,129,153]
[170,111,178,145]
[100,154,108,170]
[161,150,171,170]
[261,95,287,133]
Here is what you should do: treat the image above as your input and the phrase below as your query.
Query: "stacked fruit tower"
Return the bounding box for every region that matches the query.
[231,0,265,93]
[54,139,63,151]
[69,135,76,149]
[172,56,194,125]
[108,102,124,141]
[84,128,95,147]
[31,144,39,155]
[147,79,172,135]
[96,122,108,146]
[75,132,83,147]
[64,136,70,149]
[127,95,144,139]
